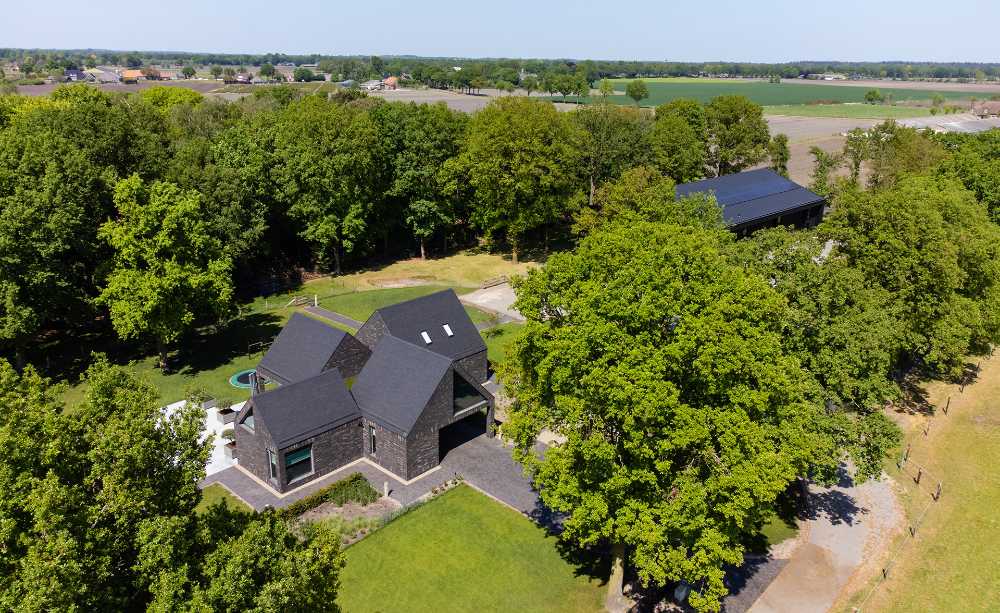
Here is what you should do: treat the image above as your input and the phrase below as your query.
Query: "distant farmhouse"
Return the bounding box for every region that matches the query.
[120,69,144,83]
[676,169,826,237]
[972,100,1000,118]
[235,290,495,493]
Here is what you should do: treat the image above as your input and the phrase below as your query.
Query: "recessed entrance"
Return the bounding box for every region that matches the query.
[439,410,487,462]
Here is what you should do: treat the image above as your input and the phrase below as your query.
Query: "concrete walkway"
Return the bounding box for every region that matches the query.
[302,305,363,329]
[748,469,900,613]
[460,283,525,322]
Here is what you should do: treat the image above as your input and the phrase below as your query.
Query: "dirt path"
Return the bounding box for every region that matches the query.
[748,470,902,613]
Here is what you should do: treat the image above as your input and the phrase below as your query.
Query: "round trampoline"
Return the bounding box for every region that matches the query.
[229,369,256,389]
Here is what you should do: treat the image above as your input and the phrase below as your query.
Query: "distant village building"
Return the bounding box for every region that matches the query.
[382,75,399,90]
[805,72,848,81]
[361,79,383,91]
[87,67,120,83]
[972,100,1000,118]
[63,69,87,82]
[120,69,144,83]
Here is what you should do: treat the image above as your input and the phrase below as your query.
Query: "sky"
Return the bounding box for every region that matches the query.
[6,0,1000,63]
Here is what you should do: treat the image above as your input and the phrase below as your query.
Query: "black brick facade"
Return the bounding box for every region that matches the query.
[326,334,371,379]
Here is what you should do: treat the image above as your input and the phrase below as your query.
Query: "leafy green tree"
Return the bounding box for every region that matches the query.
[181,65,196,78]
[210,65,223,79]
[521,74,539,97]
[293,67,315,82]
[450,97,581,262]
[705,95,770,176]
[572,103,652,206]
[503,222,841,612]
[655,98,707,141]
[273,96,381,273]
[809,146,844,197]
[864,121,946,189]
[495,79,515,95]
[649,114,706,183]
[842,128,870,185]
[598,77,614,99]
[768,133,790,177]
[222,67,237,81]
[139,85,204,111]
[625,78,648,106]
[824,175,1000,376]
[573,166,722,235]
[864,89,884,104]
[259,62,275,78]
[98,175,234,368]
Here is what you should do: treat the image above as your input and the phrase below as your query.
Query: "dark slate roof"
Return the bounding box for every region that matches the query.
[251,368,360,448]
[372,289,486,360]
[351,336,452,435]
[676,169,825,227]
[257,313,347,385]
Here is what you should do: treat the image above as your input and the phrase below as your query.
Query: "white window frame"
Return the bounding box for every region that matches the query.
[420,330,432,344]
[369,425,377,454]
[442,324,454,337]
[267,448,278,480]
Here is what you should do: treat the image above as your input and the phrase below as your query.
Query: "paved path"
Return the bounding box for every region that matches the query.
[303,305,363,329]
[203,425,547,517]
[748,469,900,613]
[460,283,525,322]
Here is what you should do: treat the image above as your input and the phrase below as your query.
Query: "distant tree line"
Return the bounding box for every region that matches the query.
[4,48,1000,83]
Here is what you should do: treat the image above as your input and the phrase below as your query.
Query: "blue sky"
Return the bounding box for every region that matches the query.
[7,0,999,62]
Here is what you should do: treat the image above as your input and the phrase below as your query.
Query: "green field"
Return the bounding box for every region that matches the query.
[337,485,606,613]
[762,104,934,119]
[317,284,491,324]
[483,322,524,366]
[840,356,1000,612]
[557,78,993,108]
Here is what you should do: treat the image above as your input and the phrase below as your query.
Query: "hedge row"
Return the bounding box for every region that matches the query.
[278,472,379,518]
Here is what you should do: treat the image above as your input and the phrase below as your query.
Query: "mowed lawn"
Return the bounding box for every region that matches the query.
[483,322,524,366]
[318,284,493,325]
[554,78,993,107]
[337,485,606,613]
[850,355,1000,612]
[195,483,251,514]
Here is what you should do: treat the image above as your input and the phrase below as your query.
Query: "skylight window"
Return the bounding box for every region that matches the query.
[420,331,432,344]
[442,324,454,337]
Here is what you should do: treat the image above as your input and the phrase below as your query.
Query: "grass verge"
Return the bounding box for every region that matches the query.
[195,483,250,514]
[337,484,606,613]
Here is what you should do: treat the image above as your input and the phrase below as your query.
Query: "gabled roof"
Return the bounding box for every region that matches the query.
[258,313,348,385]
[371,289,486,360]
[351,336,453,435]
[676,169,825,227]
[251,369,360,448]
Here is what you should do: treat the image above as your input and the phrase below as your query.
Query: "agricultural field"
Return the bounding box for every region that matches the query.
[763,104,933,119]
[558,78,996,108]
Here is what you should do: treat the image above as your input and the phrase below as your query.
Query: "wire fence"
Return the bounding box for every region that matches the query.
[852,356,988,611]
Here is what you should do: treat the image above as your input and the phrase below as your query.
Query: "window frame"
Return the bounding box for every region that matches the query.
[369,425,377,454]
[267,448,278,480]
[284,445,314,484]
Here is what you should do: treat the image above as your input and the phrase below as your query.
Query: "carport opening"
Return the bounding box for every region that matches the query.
[439,410,487,462]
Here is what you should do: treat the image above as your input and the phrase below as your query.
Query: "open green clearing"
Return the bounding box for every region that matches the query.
[558,78,994,107]
[337,485,606,613]
[840,356,1000,612]
[483,322,524,366]
[54,252,531,408]
[317,284,491,324]
[195,483,251,514]
[762,104,934,119]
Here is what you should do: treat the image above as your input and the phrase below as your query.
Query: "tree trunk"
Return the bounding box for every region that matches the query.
[156,338,169,371]
[332,244,342,275]
[605,542,629,612]
[419,237,426,260]
[14,340,26,372]
[511,239,519,265]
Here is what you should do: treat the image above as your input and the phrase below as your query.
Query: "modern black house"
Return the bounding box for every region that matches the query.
[235,290,494,493]
[676,168,826,237]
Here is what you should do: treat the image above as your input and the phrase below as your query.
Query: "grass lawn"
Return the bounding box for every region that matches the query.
[195,483,251,514]
[840,355,1000,612]
[763,104,934,119]
[483,322,524,367]
[56,251,532,409]
[317,284,491,324]
[553,78,993,108]
[337,485,606,613]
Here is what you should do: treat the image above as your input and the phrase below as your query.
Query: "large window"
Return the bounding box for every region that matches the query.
[240,409,255,433]
[285,446,313,483]
[267,449,278,480]
[453,372,488,414]
[369,425,377,454]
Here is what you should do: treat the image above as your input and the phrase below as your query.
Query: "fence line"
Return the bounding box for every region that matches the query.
[850,353,992,611]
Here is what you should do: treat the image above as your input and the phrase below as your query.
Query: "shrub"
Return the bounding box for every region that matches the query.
[221,428,235,442]
[278,473,379,518]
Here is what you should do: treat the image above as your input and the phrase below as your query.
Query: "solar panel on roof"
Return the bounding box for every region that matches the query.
[676,169,825,229]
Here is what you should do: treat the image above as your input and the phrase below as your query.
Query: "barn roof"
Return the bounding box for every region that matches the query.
[676,169,825,228]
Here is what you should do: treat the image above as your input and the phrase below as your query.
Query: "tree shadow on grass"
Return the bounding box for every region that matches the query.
[171,312,284,376]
